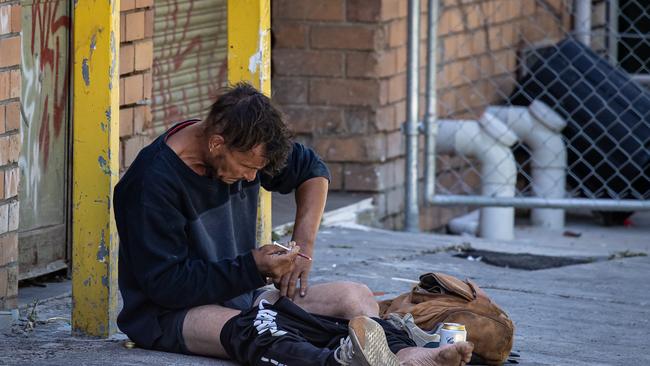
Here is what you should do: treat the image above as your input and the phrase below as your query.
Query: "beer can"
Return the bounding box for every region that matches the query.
[438,323,467,346]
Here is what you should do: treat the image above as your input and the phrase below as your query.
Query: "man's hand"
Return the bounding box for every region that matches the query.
[251,245,300,284]
[278,246,313,300]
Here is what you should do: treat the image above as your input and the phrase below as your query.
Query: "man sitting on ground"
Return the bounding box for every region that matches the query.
[114,83,473,365]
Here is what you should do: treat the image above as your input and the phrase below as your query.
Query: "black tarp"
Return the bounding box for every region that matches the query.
[510,38,650,200]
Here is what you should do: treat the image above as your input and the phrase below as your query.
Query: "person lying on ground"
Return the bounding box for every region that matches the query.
[113,83,473,365]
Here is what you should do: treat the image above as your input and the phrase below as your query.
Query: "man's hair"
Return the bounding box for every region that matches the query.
[204,82,292,175]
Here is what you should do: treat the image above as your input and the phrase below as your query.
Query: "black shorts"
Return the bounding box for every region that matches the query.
[150,288,268,355]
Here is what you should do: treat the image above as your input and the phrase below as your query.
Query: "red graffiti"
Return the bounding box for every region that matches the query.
[153,0,227,128]
[30,0,70,170]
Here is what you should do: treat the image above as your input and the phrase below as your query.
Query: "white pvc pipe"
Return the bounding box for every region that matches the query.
[485,101,567,229]
[436,117,517,240]
[575,0,592,46]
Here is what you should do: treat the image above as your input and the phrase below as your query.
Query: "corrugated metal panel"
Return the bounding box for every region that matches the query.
[152,0,228,133]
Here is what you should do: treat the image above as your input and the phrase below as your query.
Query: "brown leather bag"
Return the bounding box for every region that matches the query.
[379,272,515,365]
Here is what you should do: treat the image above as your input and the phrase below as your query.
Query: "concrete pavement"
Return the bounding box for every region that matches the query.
[1,211,649,365]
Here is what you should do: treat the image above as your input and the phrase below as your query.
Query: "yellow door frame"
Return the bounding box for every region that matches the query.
[228,0,273,246]
[71,0,120,337]
[70,0,272,336]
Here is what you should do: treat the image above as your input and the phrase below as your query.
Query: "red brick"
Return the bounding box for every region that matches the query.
[272,77,308,105]
[0,105,4,134]
[144,9,153,38]
[387,73,406,103]
[120,13,126,43]
[0,267,7,296]
[121,0,135,11]
[120,43,134,75]
[135,0,153,8]
[342,108,371,135]
[397,0,408,17]
[347,0,381,22]
[274,0,344,21]
[0,71,9,100]
[9,69,19,98]
[311,25,379,50]
[309,79,381,106]
[381,0,402,21]
[395,100,406,124]
[438,7,464,36]
[327,162,343,190]
[4,265,18,298]
[388,19,407,48]
[133,105,146,133]
[119,107,134,138]
[0,6,9,35]
[119,77,125,105]
[7,200,17,231]
[144,106,152,128]
[4,102,19,132]
[3,134,20,164]
[123,74,143,104]
[385,130,403,159]
[314,135,386,162]
[343,163,386,191]
[4,167,18,198]
[347,50,397,78]
[125,11,145,41]
[10,4,20,33]
[123,135,148,168]
[134,39,153,71]
[373,104,396,131]
[385,185,405,215]
[283,106,343,135]
[143,71,152,99]
[274,49,343,77]
[272,23,308,49]
[0,36,19,68]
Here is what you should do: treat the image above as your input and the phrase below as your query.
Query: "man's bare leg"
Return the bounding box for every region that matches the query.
[182,304,241,357]
[396,343,474,366]
[256,281,379,318]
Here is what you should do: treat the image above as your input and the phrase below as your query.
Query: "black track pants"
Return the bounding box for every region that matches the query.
[219,297,415,366]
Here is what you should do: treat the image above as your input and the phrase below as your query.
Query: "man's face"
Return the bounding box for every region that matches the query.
[210,142,268,184]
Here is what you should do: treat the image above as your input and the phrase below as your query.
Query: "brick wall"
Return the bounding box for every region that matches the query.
[119,0,154,173]
[0,0,21,311]
[272,0,570,230]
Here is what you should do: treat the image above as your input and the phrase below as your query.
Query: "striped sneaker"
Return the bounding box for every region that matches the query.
[334,316,400,366]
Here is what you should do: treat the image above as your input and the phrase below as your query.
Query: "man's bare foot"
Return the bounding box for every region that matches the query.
[396,342,474,366]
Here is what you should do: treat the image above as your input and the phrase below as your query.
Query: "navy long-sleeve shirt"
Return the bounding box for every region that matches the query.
[114,121,330,347]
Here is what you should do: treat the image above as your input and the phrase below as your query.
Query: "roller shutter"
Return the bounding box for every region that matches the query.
[152,0,228,132]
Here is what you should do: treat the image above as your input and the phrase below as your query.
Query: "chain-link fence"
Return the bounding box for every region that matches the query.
[425,0,650,225]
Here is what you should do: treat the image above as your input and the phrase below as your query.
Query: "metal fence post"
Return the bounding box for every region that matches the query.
[424,0,440,203]
[405,0,421,232]
[575,0,592,45]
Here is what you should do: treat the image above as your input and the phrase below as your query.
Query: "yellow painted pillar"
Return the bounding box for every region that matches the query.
[228,0,273,245]
[71,0,120,337]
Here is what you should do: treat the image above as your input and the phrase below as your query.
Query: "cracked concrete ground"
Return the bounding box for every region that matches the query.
[1,211,649,365]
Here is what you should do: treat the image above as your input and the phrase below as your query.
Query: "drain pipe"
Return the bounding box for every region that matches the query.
[485,101,567,229]
[575,0,591,46]
[436,115,518,240]
[424,0,440,203]
[404,0,420,232]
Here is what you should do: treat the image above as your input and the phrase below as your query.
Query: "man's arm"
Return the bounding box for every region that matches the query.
[279,176,328,299]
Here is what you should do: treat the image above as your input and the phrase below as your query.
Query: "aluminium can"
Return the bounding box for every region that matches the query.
[438,323,467,346]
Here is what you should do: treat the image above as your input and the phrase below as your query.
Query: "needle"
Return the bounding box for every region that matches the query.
[272,241,312,261]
